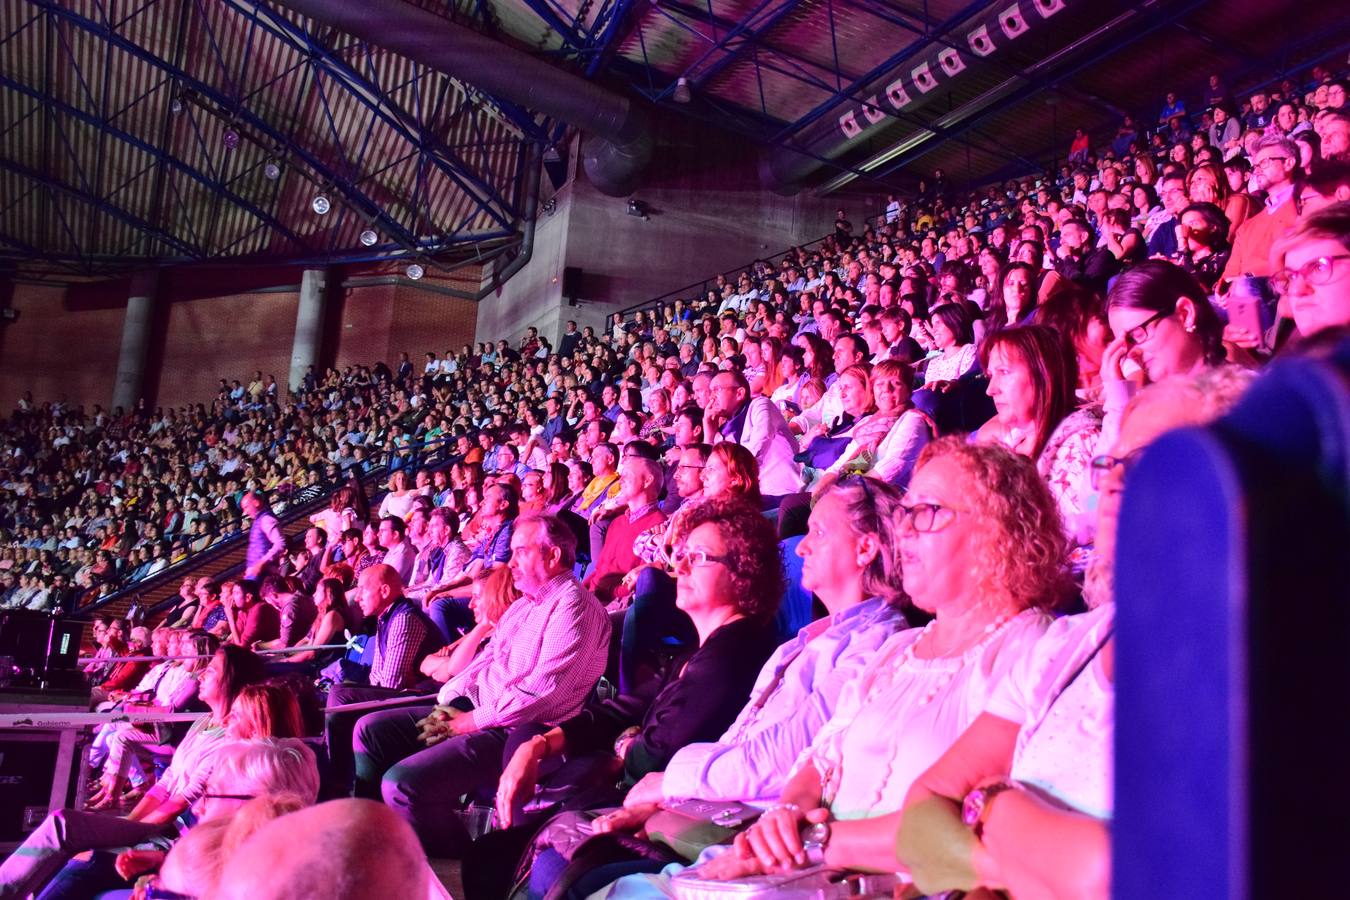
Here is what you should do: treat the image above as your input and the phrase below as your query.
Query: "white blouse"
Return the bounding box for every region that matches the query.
[987,603,1114,819]
[796,610,1050,820]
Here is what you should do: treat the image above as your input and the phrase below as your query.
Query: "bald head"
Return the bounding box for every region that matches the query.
[214,799,433,900]
[354,563,403,618]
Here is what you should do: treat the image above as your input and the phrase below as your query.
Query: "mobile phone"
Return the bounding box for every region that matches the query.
[1227,275,1270,349]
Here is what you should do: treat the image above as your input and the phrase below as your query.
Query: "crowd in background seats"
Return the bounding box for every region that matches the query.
[1,58,1349,900]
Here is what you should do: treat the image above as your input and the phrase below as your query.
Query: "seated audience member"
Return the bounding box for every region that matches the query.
[424,483,517,638]
[275,577,354,666]
[323,564,442,791]
[223,578,281,648]
[1101,261,1228,452]
[921,304,979,387]
[797,364,881,475]
[704,370,803,497]
[377,515,418,586]
[91,625,151,705]
[897,367,1253,900]
[419,566,521,687]
[510,479,913,896]
[162,577,200,628]
[190,577,229,637]
[213,799,446,900]
[0,645,266,898]
[378,469,422,521]
[256,576,316,649]
[585,456,666,607]
[88,631,219,808]
[351,514,610,857]
[976,325,1102,540]
[473,499,785,897]
[1270,201,1350,341]
[596,438,1065,893]
[822,361,930,486]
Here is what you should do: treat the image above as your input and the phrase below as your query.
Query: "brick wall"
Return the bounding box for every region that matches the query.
[159,290,300,408]
[0,271,481,414]
[0,282,125,412]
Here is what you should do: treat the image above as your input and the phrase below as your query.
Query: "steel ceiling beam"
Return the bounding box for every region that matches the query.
[221,0,524,227]
[0,72,310,252]
[0,157,200,259]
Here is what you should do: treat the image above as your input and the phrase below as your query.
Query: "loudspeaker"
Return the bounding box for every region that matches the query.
[562,266,583,305]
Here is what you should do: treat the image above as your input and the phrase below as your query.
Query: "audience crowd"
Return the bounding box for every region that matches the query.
[2,60,1349,899]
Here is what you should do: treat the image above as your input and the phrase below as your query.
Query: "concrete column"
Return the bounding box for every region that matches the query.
[111,271,159,414]
[289,268,328,394]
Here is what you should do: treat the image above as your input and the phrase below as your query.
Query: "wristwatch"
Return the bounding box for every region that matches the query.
[799,820,832,867]
[961,780,1020,838]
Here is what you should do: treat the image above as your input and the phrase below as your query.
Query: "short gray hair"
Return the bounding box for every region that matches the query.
[514,513,577,569]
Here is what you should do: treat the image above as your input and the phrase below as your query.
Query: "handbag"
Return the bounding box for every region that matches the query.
[644,798,763,862]
[671,863,901,900]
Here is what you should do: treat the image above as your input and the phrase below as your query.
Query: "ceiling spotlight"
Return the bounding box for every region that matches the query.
[406,263,425,280]
[312,194,331,215]
[542,197,557,216]
[627,198,649,220]
[359,228,378,247]
[170,97,184,115]
[672,76,692,104]
[263,160,282,180]
[222,128,240,150]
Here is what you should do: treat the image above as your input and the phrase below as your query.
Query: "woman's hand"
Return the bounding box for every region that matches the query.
[696,848,774,881]
[115,848,165,881]
[592,803,659,835]
[731,804,826,873]
[624,771,665,807]
[1099,335,1131,387]
[495,737,545,828]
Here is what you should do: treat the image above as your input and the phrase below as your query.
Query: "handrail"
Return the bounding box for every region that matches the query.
[76,432,463,620]
[617,232,837,318]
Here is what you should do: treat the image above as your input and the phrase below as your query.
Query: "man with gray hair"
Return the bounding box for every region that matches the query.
[583,456,667,607]
[350,513,609,858]
[1223,133,1302,285]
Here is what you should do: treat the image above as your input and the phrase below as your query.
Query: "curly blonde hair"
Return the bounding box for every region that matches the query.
[915,436,1073,611]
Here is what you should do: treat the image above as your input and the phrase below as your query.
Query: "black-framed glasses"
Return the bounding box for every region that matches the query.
[202,792,257,802]
[897,501,961,534]
[1254,155,1291,169]
[669,546,734,571]
[676,463,705,471]
[1121,308,1171,346]
[1090,448,1147,491]
[1270,255,1350,295]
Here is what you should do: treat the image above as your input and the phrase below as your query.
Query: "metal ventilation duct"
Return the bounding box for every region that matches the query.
[271,0,653,197]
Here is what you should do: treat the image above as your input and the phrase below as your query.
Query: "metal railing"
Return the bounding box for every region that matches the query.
[77,432,463,620]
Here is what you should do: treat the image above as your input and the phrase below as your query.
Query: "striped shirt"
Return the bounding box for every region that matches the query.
[437,572,610,729]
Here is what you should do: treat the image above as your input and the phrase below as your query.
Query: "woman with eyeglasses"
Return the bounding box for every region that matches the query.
[892,368,1255,900]
[0,646,268,899]
[464,500,783,899]
[1099,261,1227,462]
[665,439,1060,890]
[1269,201,1350,342]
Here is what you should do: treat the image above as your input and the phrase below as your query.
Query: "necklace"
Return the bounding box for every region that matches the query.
[901,611,1017,706]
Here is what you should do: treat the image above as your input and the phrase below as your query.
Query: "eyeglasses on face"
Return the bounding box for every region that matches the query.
[896,501,961,533]
[1090,448,1147,491]
[669,546,733,571]
[1254,155,1290,169]
[1270,254,1350,294]
[1121,308,1172,346]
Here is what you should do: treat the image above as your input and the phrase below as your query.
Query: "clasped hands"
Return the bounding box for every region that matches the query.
[415,705,468,746]
[694,804,831,881]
